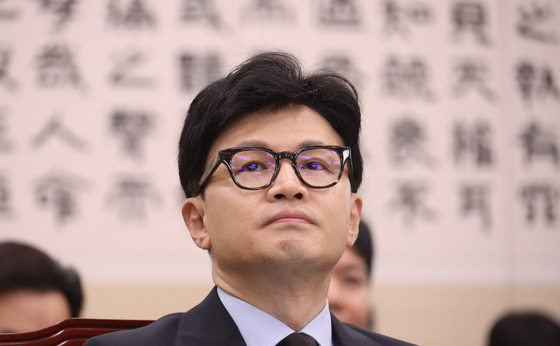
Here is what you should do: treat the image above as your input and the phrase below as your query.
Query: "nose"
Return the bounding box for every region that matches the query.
[266,160,307,200]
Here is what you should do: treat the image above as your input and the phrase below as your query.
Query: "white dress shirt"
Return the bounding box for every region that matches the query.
[217,287,333,346]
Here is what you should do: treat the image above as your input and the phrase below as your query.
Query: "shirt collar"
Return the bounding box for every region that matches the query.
[217,287,333,346]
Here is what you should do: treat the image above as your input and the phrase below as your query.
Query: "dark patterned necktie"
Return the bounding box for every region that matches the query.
[276,332,318,346]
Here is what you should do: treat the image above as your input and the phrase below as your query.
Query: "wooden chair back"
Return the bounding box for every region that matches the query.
[0,318,153,345]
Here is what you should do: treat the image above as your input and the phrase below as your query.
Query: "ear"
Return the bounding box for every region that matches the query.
[347,193,363,247]
[182,197,211,250]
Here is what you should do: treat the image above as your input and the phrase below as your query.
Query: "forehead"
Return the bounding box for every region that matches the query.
[207,105,343,161]
[0,290,70,333]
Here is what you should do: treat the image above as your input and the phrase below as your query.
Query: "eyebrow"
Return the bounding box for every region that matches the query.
[234,139,329,148]
[337,262,367,271]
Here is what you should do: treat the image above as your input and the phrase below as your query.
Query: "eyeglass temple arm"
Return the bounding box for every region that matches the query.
[343,148,353,179]
[198,154,223,192]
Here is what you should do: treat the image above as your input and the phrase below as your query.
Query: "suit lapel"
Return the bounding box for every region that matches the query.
[331,313,381,346]
[175,286,247,346]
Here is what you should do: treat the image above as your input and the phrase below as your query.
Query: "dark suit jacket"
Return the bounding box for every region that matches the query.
[84,286,415,346]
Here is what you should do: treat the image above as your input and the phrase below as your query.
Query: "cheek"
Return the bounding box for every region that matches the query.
[342,288,370,326]
[203,193,257,247]
[205,191,245,225]
[350,288,370,309]
[341,280,370,312]
[322,190,354,235]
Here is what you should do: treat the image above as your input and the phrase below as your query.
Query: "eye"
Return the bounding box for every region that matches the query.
[304,161,324,170]
[342,274,365,288]
[297,150,338,174]
[300,158,330,172]
[237,161,267,174]
[344,276,360,285]
[243,162,264,172]
[231,150,274,176]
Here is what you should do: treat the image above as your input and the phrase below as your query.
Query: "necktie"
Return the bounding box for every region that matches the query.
[276,332,318,346]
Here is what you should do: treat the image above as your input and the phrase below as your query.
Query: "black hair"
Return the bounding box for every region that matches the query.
[0,241,84,317]
[178,51,363,197]
[488,311,560,346]
[354,220,374,278]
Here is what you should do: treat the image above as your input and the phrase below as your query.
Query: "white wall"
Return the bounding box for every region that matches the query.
[1,1,559,344]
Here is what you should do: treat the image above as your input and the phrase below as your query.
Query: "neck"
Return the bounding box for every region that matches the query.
[213,264,331,331]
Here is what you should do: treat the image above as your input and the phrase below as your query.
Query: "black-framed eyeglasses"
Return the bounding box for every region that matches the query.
[198,145,352,193]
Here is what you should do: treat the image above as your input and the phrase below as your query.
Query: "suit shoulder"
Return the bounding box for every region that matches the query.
[84,313,184,346]
[343,323,417,346]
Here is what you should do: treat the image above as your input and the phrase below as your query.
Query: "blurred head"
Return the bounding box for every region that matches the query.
[488,311,560,346]
[328,221,374,329]
[0,241,83,333]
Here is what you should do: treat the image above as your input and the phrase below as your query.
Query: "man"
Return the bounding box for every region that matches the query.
[0,241,83,333]
[329,221,375,330]
[86,52,413,345]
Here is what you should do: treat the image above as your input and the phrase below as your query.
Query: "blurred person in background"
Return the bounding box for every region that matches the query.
[328,220,375,330]
[0,241,83,333]
[488,311,560,346]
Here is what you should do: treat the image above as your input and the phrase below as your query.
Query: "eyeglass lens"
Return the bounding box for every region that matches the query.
[229,148,342,188]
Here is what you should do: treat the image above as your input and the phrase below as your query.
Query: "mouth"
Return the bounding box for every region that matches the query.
[266,210,315,226]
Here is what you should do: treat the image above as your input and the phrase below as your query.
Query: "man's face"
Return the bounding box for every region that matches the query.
[0,290,71,333]
[183,105,362,279]
[328,247,371,329]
